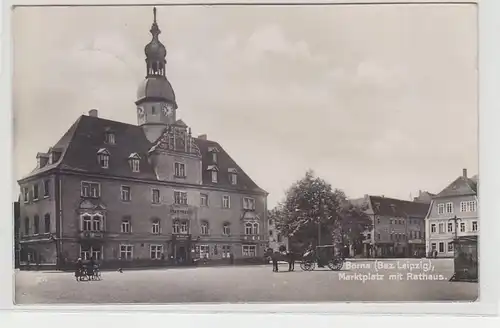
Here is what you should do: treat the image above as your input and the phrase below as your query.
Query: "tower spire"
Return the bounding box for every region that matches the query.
[144,6,166,77]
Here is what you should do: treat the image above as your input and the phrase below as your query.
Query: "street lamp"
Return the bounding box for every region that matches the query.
[448,215,462,240]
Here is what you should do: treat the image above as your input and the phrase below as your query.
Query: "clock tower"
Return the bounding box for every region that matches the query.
[136,7,178,142]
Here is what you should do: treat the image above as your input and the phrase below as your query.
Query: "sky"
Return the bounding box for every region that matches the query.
[12,4,478,207]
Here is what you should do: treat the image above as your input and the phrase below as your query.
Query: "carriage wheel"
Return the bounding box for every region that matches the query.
[327,258,344,271]
[300,261,316,271]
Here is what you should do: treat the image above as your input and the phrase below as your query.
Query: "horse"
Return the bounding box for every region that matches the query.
[264,248,298,272]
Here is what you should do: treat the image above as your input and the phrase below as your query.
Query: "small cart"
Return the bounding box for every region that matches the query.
[300,245,344,271]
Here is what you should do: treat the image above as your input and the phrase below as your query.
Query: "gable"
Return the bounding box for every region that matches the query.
[435,176,477,198]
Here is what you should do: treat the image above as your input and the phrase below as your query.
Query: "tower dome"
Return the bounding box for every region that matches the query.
[136,7,177,109]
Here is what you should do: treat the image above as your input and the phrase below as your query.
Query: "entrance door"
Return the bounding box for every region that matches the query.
[178,246,186,263]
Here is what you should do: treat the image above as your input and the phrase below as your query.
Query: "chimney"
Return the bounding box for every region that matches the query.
[463,168,468,178]
[198,134,207,140]
[89,109,98,117]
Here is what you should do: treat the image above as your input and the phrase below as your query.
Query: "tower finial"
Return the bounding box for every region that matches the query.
[153,7,157,23]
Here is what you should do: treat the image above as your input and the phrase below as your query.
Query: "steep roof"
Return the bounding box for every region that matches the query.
[434,175,478,198]
[368,195,430,218]
[19,115,266,194]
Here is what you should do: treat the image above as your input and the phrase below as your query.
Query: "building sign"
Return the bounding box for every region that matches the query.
[172,234,191,241]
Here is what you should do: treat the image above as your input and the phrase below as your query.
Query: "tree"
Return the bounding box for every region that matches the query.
[270,170,371,255]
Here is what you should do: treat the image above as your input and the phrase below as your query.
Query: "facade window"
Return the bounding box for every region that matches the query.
[81,181,100,198]
[152,106,157,115]
[243,197,256,210]
[97,149,110,168]
[437,204,445,215]
[438,242,444,253]
[389,219,393,225]
[269,230,273,237]
[200,221,209,235]
[33,184,39,201]
[245,223,253,235]
[81,246,102,261]
[438,223,445,234]
[150,245,163,260]
[472,221,478,232]
[377,233,381,241]
[121,186,131,202]
[447,222,453,233]
[81,214,103,232]
[212,152,217,163]
[222,223,230,236]
[24,217,30,235]
[447,243,454,252]
[199,245,210,259]
[152,189,160,204]
[44,214,50,233]
[242,245,256,257]
[181,221,188,234]
[33,215,40,235]
[460,201,477,213]
[460,222,466,232]
[252,222,259,235]
[174,163,186,178]
[229,173,237,185]
[277,234,283,242]
[121,219,131,233]
[446,202,453,214]
[152,220,160,234]
[120,245,133,260]
[43,179,50,198]
[105,131,115,145]
[377,217,380,224]
[174,191,188,205]
[211,171,218,183]
[431,243,437,251]
[173,220,189,234]
[222,245,231,258]
[200,193,208,207]
[23,187,29,203]
[222,195,230,209]
[431,224,436,233]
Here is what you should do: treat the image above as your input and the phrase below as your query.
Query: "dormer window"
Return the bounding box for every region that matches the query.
[36,153,49,168]
[128,153,141,172]
[228,168,238,185]
[207,165,218,183]
[208,147,219,163]
[49,148,62,164]
[97,148,110,169]
[105,131,116,145]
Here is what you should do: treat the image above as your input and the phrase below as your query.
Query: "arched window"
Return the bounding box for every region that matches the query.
[128,153,141,172]
[152,219,160,234]
[97,148,110,169]
[222,223,230,236]
[252,222,259,235]
[244,222,253,235]
[200,221,209,235]
[172,220,180,234]
[82,215,92,231]
[44,214,51,234]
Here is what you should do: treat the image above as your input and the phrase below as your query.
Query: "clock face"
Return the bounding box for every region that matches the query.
[162,103,174,116]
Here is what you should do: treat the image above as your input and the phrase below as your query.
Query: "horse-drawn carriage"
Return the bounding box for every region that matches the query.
[300,245,344,271]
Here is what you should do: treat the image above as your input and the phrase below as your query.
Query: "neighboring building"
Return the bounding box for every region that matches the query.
[17,8,268,269]
[357,195,430,258]
[425,169,478,258]
[267,217,288,252]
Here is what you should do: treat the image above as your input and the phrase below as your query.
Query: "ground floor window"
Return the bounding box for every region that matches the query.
[222,245,231,258]
[431,243,436,251]
[447,242,454,252]
[438,242,444,253]
[150,245,163,260]
[199,245,210,259]
[120,245,133,260]
[80,245,102,261]
[242,245,257,257]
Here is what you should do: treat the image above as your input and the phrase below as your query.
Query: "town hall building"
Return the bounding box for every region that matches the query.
[17,8,269,269]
